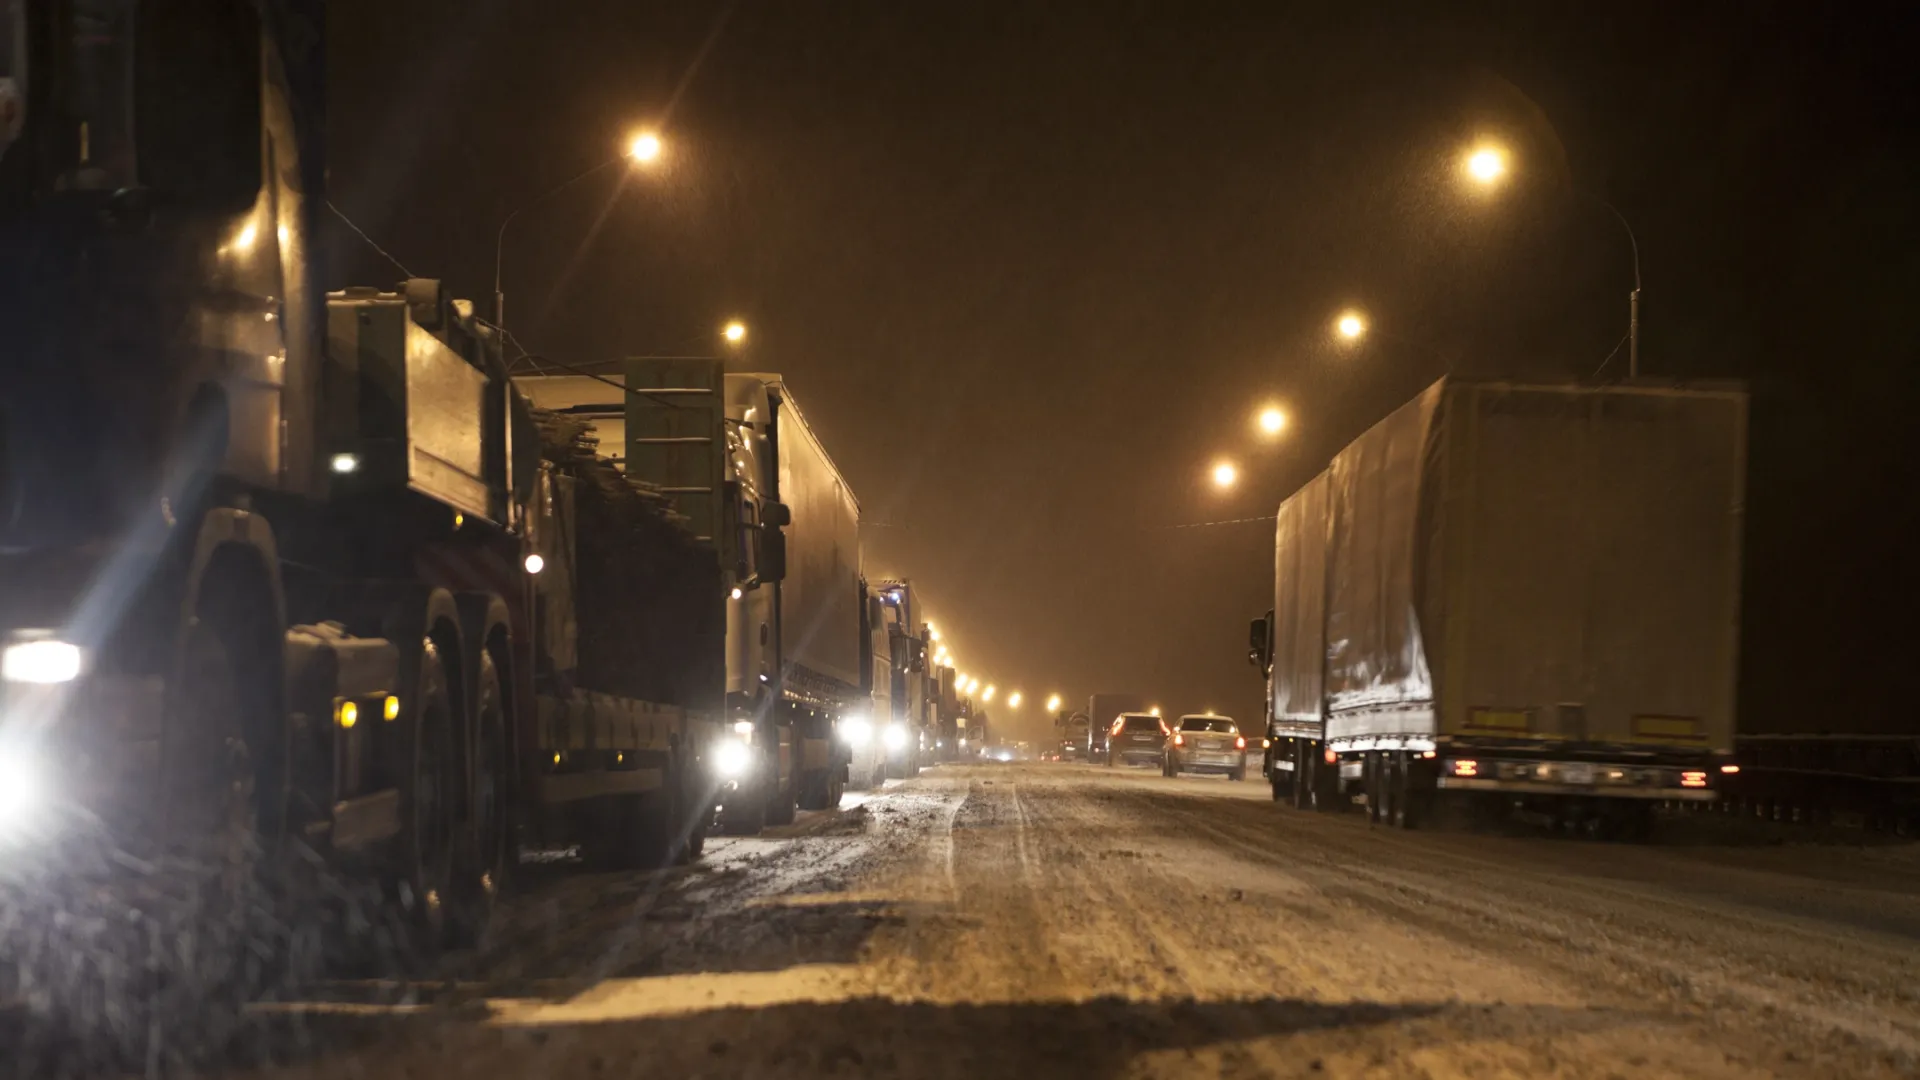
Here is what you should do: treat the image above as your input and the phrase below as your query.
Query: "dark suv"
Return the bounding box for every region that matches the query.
[1107,712,1168,767]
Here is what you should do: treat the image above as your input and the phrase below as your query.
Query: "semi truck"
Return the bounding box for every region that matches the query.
[1089,692,1147,764]
[1249,378,1748,837]
[871,579,933,778]
[518,364,865,830]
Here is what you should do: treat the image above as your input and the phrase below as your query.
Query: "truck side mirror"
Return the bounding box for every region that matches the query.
[760,526,787,583]
[764,501,793,528]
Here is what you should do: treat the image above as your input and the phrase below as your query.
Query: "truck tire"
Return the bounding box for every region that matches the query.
[765,767,799,826]
[1365,753,1386,824]
[400,635,460,955]
[446,648,507,947]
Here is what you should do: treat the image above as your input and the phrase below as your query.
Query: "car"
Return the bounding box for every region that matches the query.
[1164,714,1248,780]
[1108,711,1169,767]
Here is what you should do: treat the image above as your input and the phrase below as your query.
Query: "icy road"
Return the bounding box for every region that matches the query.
[210,764,1918,1078]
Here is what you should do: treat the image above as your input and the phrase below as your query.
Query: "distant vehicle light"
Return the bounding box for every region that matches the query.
[1235,735,1247,750]
[1451,759,1478,777]
[842,716,873,747]
[524,553,545,575]
[714,739,751,778]
[883,724,908,751]
[383,695,401,722]
[336,700,359,729]
[731,587,744,600]
[1719,763,1741,775]
[1262,738,1272,749]
[1172,733,1184,747]
[330,452,360,474]
[733,720,755,737]
[1680,770,1709,788]
[2,639,83,684]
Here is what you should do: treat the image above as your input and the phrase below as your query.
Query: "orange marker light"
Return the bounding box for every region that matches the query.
[1452,759,1479,777]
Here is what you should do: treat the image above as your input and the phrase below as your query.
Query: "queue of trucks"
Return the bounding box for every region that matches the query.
[0,0,948,1051]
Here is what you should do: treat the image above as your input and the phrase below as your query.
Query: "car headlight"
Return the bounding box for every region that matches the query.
[2,638,83,684]
[713,738,752,778]
[842,716,873,747]
[883,724,908,751]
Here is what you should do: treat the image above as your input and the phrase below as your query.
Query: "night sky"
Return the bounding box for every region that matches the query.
[327,2,1918,743]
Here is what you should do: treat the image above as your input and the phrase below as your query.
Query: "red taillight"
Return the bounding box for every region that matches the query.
[1235,735,1247,750]
[1681,770,1708,788]
[1719,763,1741,775]
[1172,733,1184,747]
[1452,759,1479,777]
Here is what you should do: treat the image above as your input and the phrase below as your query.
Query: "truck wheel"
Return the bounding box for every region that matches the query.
[401,637,459,955]
[447,649,507,947]
[766,768,799,826]
[722,780,767,836]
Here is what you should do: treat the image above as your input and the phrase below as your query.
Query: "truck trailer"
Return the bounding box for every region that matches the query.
[517,363,866,830]
[1249,378,1747,836]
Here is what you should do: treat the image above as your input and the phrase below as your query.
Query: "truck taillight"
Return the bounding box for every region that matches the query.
[1681,770,1708,788]
[1451,759,1478,777]
[1719,763,1741,775]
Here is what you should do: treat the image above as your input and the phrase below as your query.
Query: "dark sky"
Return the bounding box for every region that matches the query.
[328,2,1918,743]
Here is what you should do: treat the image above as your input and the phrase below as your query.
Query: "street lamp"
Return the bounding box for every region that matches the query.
[1463,144,1508,187]
[1149,705,1161,717]
[1335,311,1367,342]
[1008,692,1023,709]
[1257,406,1287,437]
[723,320,748,345]
[1211,460,1239,490]
[1452,140,1643,377]
[983,685,996,702]
[493,130,666,330]
[1046,694,1062,713]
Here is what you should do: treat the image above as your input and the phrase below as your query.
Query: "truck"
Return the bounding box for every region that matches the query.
[872,579,934,778]
[0,1,761,1054]
[518,364,865,831]
[1088,692,1147,764]
[1248,378,1747,837]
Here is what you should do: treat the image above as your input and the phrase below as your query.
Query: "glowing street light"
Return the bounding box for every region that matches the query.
[628,131,664,164]
[1149,705,1161,717]
[967,677,981,694]
[1211,460,1239,490]
[1462,143,1507,187]
[1046,694,1062,713]
[1257,406,1287,436]
[1335,311,1367,342]
[983,685,996,702]
[1008,691,1023,709]
[722,320,748,345]
[495,126,670,330]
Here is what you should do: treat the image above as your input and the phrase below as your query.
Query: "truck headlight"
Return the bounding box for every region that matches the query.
[0,743,43,822]
[714,738,752,778]
[883,724,908,751]
[2,638,83,684]
[842,716,873,747]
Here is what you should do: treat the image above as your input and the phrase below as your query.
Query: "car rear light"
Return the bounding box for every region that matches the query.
[1719,763,1740,774]
[1681,770,1708,788]
[1451,759,1479,777]
[1323,746,1337,765]
[1172,733,1184,747]
[1235,735,1246,750]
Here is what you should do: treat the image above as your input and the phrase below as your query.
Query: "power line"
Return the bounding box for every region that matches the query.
[326,200,413,278]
